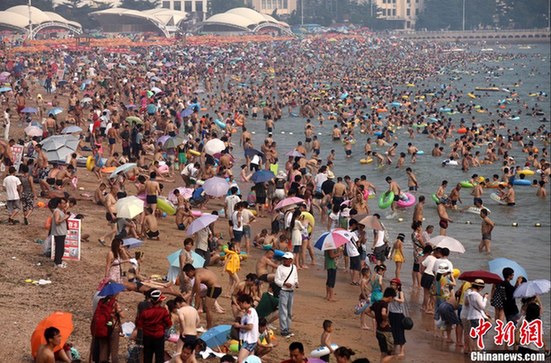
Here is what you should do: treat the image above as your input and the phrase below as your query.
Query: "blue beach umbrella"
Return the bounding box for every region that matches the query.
[251,170,275,183]
[180,108,193,117]
[0,86,12,93]
[166,249,206,282]
[48,107,63,116]
[200,325,232,348]
[22,107,38,113]
[488,258,528,280]
[122,238,143,249]
[99,282,126,297]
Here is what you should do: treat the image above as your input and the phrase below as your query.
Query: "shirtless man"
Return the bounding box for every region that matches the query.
[479,209,494,254]
[35,327,71,363]
[106,125,119,156]
[45,114,57,136]
[436,202,452,236]
[99,186,119,245]
[142,207,160,240]
[174,189,194,230]
[436,180,449,205]
[256,249,279,283]
[182,264,222,328]
[412,196,425,223]
[176,299,201,348]
[406,167,419,192]
[331,177,347,207]
[331,125,341,140]
[385,176,401,214]
[503,183,516,206]
[448,184,462,210]
[407,142,419,163]
[471,180,484,206]
[94,182,108,206]
[145,172,161,213]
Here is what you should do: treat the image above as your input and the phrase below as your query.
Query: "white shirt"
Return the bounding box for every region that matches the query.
[251,155,260,165]
[422,255,437,276]
[242,208,254,225]
[432,258,454,276]
[3,175,21,200]
[346,231,360,257]
[225,194,241,219]
[232,210,243,231]
[373,229,385,248]
[239,308,259,344]
[466,290,489,320]
[314,172,328,191]
[274,263,299,291]
[181,163,197,177]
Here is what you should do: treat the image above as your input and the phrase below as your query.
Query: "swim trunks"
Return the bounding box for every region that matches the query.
[206,286,222,299]
[146,194,157,204]
[146,230,160,239]
[439,219,448,229]
[482,233,491,241]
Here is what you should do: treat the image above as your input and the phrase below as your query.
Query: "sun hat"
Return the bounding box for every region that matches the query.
[276,171,287,179]
[282,252,294,259]
[472,279,485,288]
[436,263,451,275]
[390,278,402,285]
[150,289,166,303]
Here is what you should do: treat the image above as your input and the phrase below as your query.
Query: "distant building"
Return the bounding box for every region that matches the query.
[160,0,207,21]
[357,0,424,29]
[244,0,297,16]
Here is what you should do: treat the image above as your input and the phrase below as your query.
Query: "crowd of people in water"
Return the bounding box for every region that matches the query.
[1,34,549,363]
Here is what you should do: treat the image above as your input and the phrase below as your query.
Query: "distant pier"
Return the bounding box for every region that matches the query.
[393,29,550,43]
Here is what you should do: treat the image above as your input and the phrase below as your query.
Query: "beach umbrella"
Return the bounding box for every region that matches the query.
[126,116,143,125]
[458,270,503,285]
[200,325,232,348]
[151,86,163,94]
[99,282,126,297]
[358,215,384,231]
[31,312,73,358]
[274,197,304,211]
[80,97,92,104]
[109,163,137,179]
[0,86,12,93]
[47,107,63,116]
[314,228,355,251]
[202,176,230,197]
[24,126,43,137]
[164,137,184,150]
[244,148,264,158]
[30,121,43,128]
[489,258,528,280]
[514,280,551,298]
[125,104,137,109]
[166,249,205,281]
[204,139,226,155]
[186,214,218,236]
[157,135,170,145]
[168,187,193,203]
[180,108,194,117]
[45,146,74,162]
[61,125,82,134]
[41,135,79,151]
[115,196,144,219]
[21,107,38,113]
[251,170,275,183]
[428,235,466,254]
[122,238,143,249]
[286,150,305,158]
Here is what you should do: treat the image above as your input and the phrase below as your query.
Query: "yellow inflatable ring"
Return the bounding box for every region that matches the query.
[86,155,95,171]
[189,149,201,156]
[360,158,373,164]
[301,211,315,234]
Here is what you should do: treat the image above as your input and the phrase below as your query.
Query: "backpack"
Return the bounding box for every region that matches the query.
[91,297,117,338]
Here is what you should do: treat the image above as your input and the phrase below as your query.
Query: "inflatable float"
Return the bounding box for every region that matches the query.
[512,179,531,186]
[378,191,394,209]
[359,158,373,164]
[310,344,339,359]
[396,193,416,208]
[490,193,507,205]
[157,197,176,215]
[301,211,315,234]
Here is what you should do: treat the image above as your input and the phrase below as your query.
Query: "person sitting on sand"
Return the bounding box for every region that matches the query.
[141,207,160,240]
[35,327,71,363]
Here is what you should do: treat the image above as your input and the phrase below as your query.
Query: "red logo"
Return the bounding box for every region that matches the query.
[469,318,492,350]
[493,320,516,347]
[518,319,544,349]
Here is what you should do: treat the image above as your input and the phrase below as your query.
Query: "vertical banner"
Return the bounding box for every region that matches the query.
[11,144,24,172]
[51,218,81,261]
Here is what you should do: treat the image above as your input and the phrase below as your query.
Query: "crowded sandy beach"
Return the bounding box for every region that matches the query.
[0,32,550,363]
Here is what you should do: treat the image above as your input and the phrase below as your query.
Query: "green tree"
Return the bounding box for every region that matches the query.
[207,0,250,17]
[498,0,549,29]
[55,0,112,30]
[0,0,54,11]
[119,0,158,11]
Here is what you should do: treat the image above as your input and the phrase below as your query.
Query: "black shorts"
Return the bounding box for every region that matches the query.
[146,230,160,238]
[180,335,197,345]
[146,195,157,204]
[474,197,483,205]
[409,186,418,191]
[46,178,55,186]
[349,256,361,271]
[413,263,420,272]
[256,196,266,204]
[106,212,115,222]
[259,274,269,282]
[206,286,222,299]
[393,195,400,202]
[421,273,435,289]
[326,268,337,288]
[293,245,302,253]
[345,150,352,156]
